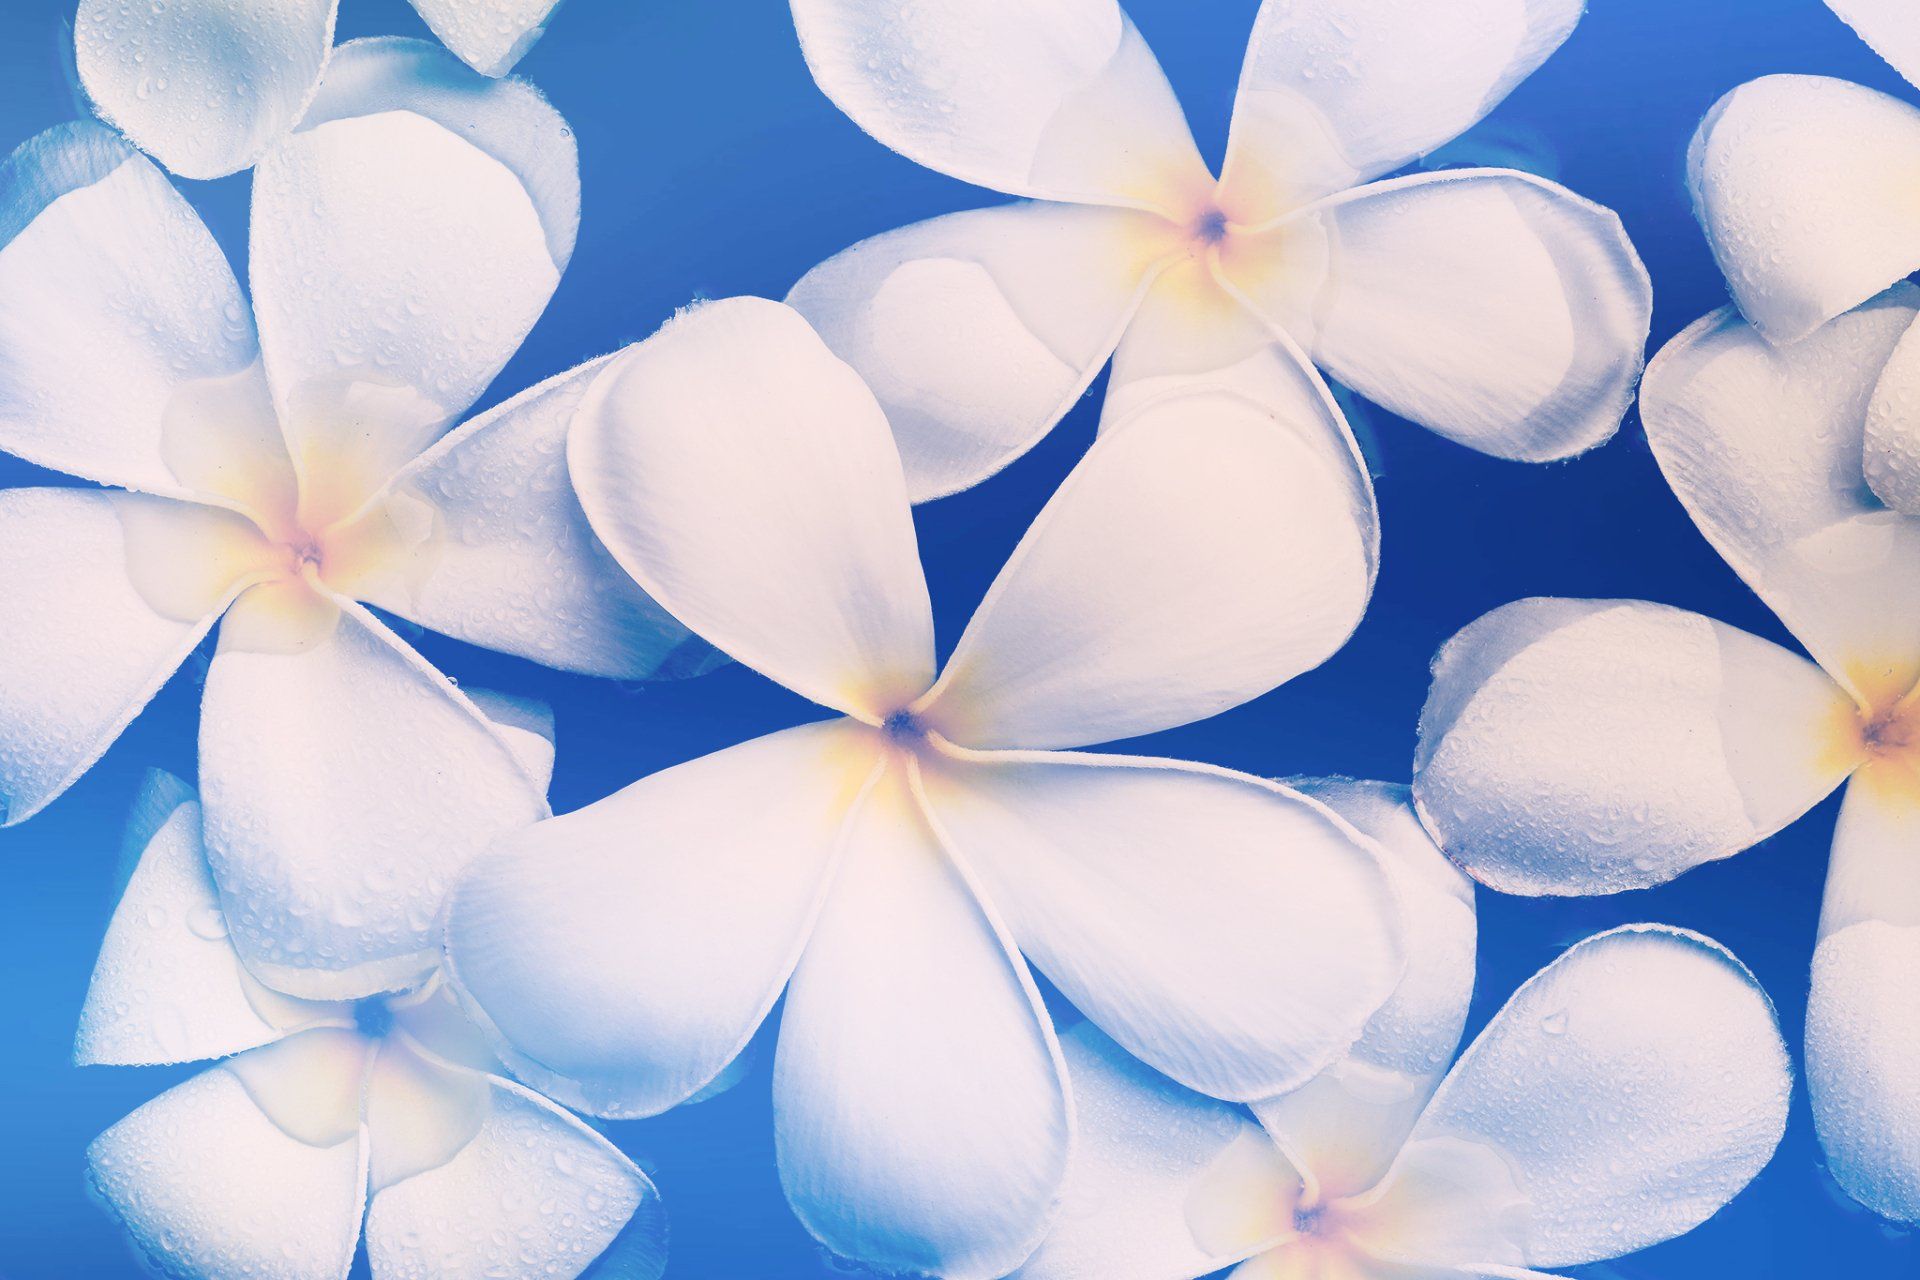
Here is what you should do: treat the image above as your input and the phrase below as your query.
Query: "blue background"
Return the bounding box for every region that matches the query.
[0,0,1914,1276]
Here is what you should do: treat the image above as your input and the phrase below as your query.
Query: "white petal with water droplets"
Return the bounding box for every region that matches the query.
[201,600,549,1000]
[88,1061,367,1280]
[569,298,936,719]
[0,488,262,827]
[371,354,702,680]
[1253,780,1475,1202]
[1415,598,1859,895]
[1827,0,1920,91]
[1689,75,1920,344]
[921,753,1401,1101]
[774,766,1069,1280]
[408,0,563,77]
[444,719,874,1118]
[1017,1023,1300,1280]
[366,1065,656,1280]
[0,123,265,493]
[1863,311,1920,514]
[1641,291,1920,702]
[1220,0,1582,213]
[923,383,1372,750]
[789,200,1166,500]
[74,0,336,179]
[1360,926,1789,1268]
[790,0,1208,209]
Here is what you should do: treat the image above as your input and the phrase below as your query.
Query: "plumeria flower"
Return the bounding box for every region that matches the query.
[75,0,564,178]
[440,296,1407,1279]
[1690,0,1920,345]
[78,769,665,1280]
[1411,284,1920,1222]
[0,40,696,999]
[786,0,1652,516]
[1020,901,1789,1280]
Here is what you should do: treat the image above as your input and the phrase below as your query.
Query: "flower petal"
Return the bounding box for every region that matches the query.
[88,1060,367,1280]
[74,0,336,179]
[788,200,1166,500]
[1863,311,1920,514]
[1252,780,1476,1203]
[443,719,876,1117]
[200,598,549,1000]
[773,764,1069,1279]
[77,776,344,1066]
[1827,0,1920,87]
[368,354,702,680]
[1413,598,1858,895]
[569,297,935,719]
[920,375,1373,750]
[1688,75,1920,344]
[0,123,267,495]
[366,1061,658,1279]
[295,37,578,267]
[407,0,562,77]
[249,101,562,479]
[789,0,1208,209]
[1356,926,1789,1269]
[0,488,260,826]
[1017,1023,1301,1280]
[919,752,1401,1101]
[1805,779,1920,1222]
[1248,171,1649,462]
[1641,291,1920,702]
[1220,0,1582,213]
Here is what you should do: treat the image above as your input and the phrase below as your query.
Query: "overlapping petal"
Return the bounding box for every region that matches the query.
[920,752,1400,1101]
[408,0,564,78]
[789,0,1209,210]
[921,378,1373,750]
[0,489,265,826]
[369,354,702,680]
[1826,0,1920,87]
[1220,0,1583,213]
[1689,76,1920,344]
[1017,1024,1300,1280]
[569,298,935,719]
[88,1047,368,1280]
[1253,170,1649,461]
[1863,311,1920,513]
[773,765,1069,1280]
[788,200,1169,499]
[74,0,336,180]
[200,599,549,1000]
[444,719,876,1117]
[1413,598,1859,895]
[1641,290,1920,701]
[1253,780,1475,1202]
[0,123,264,496]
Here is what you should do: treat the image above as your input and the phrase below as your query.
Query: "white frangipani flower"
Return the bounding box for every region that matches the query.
[0,40,694,999]
[75,0,565,178]
[441,296,1406,1279]
[1019,915,1789,1280]
[787,0,1652,511]
[1690,1,1920,345]
[1412,285,1920,1222]
[79,770,665,1280]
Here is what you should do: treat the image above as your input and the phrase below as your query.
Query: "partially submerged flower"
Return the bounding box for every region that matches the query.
[75,0,565,177]
[1413,286,1920,1222]
[79,771,664,1280]
[1018,787,1786,1280]
[0,41,693,999]
[441,296,1407,1278]
[1691,0,1920,343]
[788,0,1651,513]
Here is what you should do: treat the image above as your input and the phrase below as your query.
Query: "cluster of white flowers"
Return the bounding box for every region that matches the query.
[0,0,1909,1278]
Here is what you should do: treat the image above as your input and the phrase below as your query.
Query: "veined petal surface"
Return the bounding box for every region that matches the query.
[569,298,935,719]
[1414,598,1858,895]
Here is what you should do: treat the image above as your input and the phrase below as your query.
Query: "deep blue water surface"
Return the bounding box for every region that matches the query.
[0,1,1914,1276]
